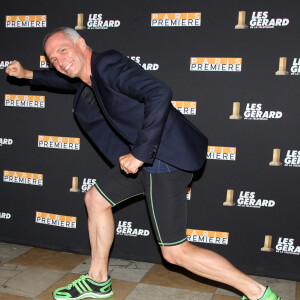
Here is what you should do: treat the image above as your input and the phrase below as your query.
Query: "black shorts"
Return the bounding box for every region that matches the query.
[94,166,193,247]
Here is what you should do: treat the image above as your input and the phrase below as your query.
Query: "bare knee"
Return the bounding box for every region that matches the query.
[84,186,111,211]
[161,241,191,266]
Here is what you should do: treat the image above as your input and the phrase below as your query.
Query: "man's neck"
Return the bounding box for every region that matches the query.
[80,49,93,86]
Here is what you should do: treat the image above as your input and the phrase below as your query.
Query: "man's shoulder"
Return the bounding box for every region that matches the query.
[92,50,131,79]
[93,50,125,65]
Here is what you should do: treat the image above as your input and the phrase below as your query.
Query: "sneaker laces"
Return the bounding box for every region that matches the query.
[66,274,89,291]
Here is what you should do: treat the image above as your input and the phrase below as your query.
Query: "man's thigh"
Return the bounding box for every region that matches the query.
[93,165,145,207]
[142,170,193,247]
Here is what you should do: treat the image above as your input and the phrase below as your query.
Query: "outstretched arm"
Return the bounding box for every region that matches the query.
[5,60,33,79]
[6,60,79,91]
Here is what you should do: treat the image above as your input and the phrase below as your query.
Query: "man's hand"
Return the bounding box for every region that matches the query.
[119,153,144,174]
[5,60,33,79]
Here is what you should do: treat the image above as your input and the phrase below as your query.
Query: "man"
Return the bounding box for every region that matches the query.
[6,27,281,300]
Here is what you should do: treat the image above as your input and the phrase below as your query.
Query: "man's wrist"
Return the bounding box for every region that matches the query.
[24,69,33,79]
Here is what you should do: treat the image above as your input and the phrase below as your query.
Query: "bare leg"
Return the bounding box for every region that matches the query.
[161,241,265,300]
[84,186,114,282]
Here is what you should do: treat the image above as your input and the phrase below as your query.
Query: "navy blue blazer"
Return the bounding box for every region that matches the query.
[31,50,208,171]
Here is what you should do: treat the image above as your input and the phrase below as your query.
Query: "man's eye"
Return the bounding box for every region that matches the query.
[61,49,65,53]
[52,59,57,64]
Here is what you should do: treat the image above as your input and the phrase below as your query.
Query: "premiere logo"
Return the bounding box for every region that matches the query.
[87,13,120,29]
[207,146,236,161]
[276,237,300,255]
[284,150,300,167]
[0,212,11,219]
[237,191,275,208]
[116,220,150,237]
[186,229,229,245]
[6,15,47,28]
[5,94,45,108]
[40,56,54,69]
[3,170,43,186]
[190,57,242,72]
[128,56,159,71]
[38,135,80,150]
[151,12,201,27]
[249,11,289,29]
[81,178,96,192]
[0,61,13,69]
[172,101,197,115]
[186,187,191,200]
[0,138,13,146]
[36,212,77,229]
[244,103,282,120]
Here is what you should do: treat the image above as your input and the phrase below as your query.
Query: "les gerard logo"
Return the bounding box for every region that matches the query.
[5,94,45,108]
[0,212,11,219]
[81,178,96,192]
[190,58,242,72]
[187,229,229,245]
[36,212,77,229]
[151,12,201,27]
[235,11,289,29]
[86,13,120,29]
[129,56,159,71]
[223,190,275,208]
[116,220,150,237]
[0,138,13,146]
[207,146,236,161]
[276,57,300,76]
[6,15,47,28]
[284,150,300,167]
[267,148,300,167]
[230,102,283,120]
[276,237,300,255]
[172,101,197,115]
[3,170,43,186]
[38,135,80,150]
[236,191,275,208]
[244,103,282,120]
[290,58,300,75]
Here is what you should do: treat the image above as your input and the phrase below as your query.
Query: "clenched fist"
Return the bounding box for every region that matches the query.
[5,60,33,79]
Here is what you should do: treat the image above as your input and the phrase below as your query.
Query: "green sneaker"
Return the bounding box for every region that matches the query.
[53,274,113,299]
[242,286,282,300]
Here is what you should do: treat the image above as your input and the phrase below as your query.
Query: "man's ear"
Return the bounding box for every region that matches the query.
[76,37,87,51]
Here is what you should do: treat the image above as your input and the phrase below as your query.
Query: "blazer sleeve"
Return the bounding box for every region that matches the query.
[30,70,79,92]
[96,50,173,164]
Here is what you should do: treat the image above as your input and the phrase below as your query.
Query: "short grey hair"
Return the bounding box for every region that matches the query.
[43,27,84,47]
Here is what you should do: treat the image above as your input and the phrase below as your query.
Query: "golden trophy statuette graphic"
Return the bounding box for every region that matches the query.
[269,149,282,166]
[229,102,242,120]
[70,177,80,192]
[75,13,86,30]
[261,235,274,252]
[235,11,248,29]
[223,189,235,206]
[275,57,289,75]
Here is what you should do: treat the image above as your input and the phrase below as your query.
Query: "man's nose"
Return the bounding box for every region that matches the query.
[57,57,63,67]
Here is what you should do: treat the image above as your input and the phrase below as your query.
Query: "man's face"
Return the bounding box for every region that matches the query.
[44,32,85,78]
